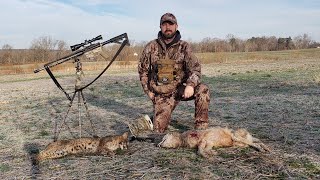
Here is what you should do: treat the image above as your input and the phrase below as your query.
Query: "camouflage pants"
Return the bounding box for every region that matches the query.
[152,83,210,133]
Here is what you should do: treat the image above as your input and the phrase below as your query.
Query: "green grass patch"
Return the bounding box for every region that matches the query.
[203,67,319,99]
[103,82,145,98]
[170,120,191,131]
[155,149,202,167]
[0,164,10,172]
[39,130,50,137]
[115,148,126,155]
[286,157,320,177]
[0,135,5,140]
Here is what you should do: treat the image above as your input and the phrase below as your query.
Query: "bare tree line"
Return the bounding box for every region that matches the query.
[0,33,319,65]
[0,36,147,65]
[0,36,70,65]
[190,33,319,53]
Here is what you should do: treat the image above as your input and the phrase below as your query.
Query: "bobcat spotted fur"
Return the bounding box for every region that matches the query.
[35,132,128,162]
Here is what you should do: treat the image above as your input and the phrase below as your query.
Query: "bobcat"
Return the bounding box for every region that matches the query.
[35,132,129,162]
[158,127,270,158]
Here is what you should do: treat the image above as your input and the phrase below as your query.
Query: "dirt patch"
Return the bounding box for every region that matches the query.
[0,58,319,179]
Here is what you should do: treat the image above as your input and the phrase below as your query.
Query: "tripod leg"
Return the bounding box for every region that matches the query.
[78,90,82,138]
[80,90,97,137]
[54,92,77,141]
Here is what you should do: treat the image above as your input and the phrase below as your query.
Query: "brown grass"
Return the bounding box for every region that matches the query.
[0,50,319,179]
[0,61,138,75]
[2,49,319,75]
[197,48,320,64]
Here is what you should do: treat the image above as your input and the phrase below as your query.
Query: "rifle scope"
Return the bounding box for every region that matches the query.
[70,35,103,51]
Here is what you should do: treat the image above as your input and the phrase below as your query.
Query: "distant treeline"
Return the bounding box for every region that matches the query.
[0,34,319,65]
[189,34,320,53]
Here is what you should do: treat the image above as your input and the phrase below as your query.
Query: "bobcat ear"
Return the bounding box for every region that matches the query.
[123,132,129,139]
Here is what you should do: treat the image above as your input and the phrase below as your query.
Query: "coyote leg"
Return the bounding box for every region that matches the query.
[198,140,217,158]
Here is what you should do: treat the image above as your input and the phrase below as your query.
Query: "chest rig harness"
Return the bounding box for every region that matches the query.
[150,51,185,95]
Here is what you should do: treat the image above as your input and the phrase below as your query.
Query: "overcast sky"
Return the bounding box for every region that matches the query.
[1,0,320,49]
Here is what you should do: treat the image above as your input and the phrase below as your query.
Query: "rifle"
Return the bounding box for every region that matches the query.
[34,33,129,73]
[34,33,130,100]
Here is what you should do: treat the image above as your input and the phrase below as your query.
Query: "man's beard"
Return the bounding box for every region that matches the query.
[162,30,176,39]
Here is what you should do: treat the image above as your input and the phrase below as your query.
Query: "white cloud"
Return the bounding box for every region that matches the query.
[0,0,139,48]
[1,0,319,49]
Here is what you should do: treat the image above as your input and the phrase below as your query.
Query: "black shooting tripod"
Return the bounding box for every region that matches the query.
[35,33,130,141]
[52,58,97,141]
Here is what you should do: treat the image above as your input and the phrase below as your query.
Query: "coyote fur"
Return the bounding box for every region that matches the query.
[158,127,270,158]
[35,132,129,162]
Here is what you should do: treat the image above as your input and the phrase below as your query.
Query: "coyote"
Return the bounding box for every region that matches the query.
[35,132,129,162]
[158,127,270,158]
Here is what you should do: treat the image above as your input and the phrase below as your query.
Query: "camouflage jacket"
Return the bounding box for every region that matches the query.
[138,31,201,96]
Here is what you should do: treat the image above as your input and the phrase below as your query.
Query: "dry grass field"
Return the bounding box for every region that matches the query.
[0,49,319,179]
